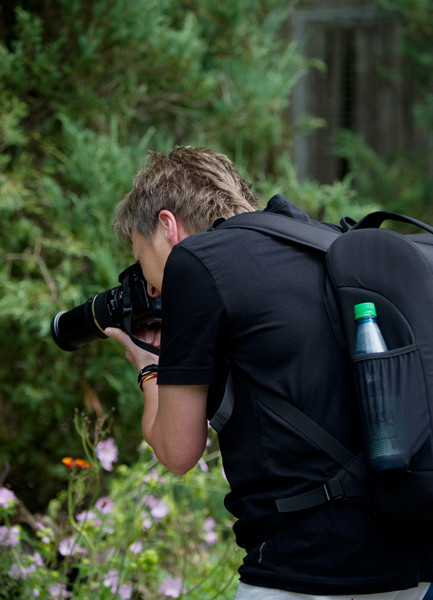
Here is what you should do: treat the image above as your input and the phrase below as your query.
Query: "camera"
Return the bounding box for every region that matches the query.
[51,263,162,352]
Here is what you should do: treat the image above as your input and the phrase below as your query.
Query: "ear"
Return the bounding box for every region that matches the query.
[158,210,190,246]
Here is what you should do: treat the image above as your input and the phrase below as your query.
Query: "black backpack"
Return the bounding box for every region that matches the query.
[210,205,433,520]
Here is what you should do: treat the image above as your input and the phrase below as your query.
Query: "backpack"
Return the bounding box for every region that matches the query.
[210,205,433,521]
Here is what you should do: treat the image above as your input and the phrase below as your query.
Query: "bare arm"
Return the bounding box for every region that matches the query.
[105,327,208,474]
[141,380,209,474]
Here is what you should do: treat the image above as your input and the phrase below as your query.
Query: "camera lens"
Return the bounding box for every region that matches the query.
[92,288,123,330]
[51,299,104,351]
[51,264,162,351]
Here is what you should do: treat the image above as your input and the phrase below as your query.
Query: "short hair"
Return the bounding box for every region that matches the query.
[113,146,259,245]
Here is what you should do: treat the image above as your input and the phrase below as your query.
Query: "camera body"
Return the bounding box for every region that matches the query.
[51,264,162,351]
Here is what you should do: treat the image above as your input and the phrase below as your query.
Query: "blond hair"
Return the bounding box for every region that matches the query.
[114,146,258,245]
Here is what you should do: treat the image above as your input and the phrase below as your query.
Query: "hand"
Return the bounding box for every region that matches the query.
[105,327,161,371]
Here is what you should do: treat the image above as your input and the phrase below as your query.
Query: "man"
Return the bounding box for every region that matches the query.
[105,146,433,599]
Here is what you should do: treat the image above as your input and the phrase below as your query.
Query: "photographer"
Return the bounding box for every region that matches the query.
[105,146,433,599]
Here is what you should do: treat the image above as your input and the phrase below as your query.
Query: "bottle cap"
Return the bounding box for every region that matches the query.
[354,302,377,320]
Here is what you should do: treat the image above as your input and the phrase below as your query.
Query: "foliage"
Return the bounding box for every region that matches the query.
[378,0,433,102]
[256,157,378,224]
[0,420,240,599]
[0,0,308,174]
[0,0,324,508]
[333,0,433,223]
[336,130,433,224]
[0,120,145,508]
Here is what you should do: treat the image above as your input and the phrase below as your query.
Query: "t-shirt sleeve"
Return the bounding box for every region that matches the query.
[157,244,227,385]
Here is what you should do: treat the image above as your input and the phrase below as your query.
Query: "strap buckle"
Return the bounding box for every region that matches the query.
[323,478,344,502]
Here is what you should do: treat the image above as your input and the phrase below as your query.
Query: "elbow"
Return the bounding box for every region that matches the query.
[158,454,199,476]
[168,465,192,476]
[142,418,207,475]
[144,436,202,475]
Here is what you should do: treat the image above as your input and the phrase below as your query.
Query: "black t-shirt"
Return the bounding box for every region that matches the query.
[157,195,433,594]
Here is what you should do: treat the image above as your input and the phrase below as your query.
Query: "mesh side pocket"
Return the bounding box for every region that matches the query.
[353,345,429,472]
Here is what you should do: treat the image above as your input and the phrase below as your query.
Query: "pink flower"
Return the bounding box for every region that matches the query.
[102,519,115,534]
[36,522,54,544]
[9,553,43,580]
[0,525,19,547]
[143,495,170,520]
[118,585,132,600]
[76,509,101,526]
[103,570,132,598]
[95,496,114,514]
[58,535,85,557]
[143,468,165,483]
[151,499,169,519]
[129,540,143,554]
[9,562,36,579]
[103,570,120,592]
[159,577,183,598]
[33,552,43,567]
[49,583,68,599]
[204,530,218,545]
[198,459,209,472]
[203,517,217,544]
[203,517,216,531]
[96,438,118,471]
[0,487,15,508]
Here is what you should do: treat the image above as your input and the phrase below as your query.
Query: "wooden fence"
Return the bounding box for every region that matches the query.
[289,0,430,183]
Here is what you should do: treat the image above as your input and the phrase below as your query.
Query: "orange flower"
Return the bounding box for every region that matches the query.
[62,457,74,471]
[74,458,90,470]
[62,457,91,471]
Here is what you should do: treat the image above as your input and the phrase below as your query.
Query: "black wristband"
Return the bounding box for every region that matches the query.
[137,364,159,385]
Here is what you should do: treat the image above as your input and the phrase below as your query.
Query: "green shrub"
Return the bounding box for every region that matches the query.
[0,0,321,507]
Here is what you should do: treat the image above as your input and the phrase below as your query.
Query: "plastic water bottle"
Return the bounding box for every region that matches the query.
[354,302,409,472]
[354,302,388,355]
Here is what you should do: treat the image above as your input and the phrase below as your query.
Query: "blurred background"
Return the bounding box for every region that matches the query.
[1,0,432,511]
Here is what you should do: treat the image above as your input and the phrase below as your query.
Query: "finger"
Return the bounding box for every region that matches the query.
[153,329,161,348]
[105,327,159,370]
[104,327,131,346]
[142,328,160,347]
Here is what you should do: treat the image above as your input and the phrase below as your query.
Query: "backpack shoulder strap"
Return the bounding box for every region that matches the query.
[255,383,370,511]
[215,211,341,253]
[256,386,355,467]
[209,210,342,432]
[212,371,370,512]
[209,210,343,433]
[209,372,235,432]
[210,371,355,468]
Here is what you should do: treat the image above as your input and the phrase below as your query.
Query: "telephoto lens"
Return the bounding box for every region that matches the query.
[50,287,124,351]
[50,264,162,351]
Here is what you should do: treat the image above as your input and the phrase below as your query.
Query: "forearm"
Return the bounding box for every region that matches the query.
[140,377,160,447]
[103,327,208,474]
[140,377,192,474]
[141,381,209,475]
